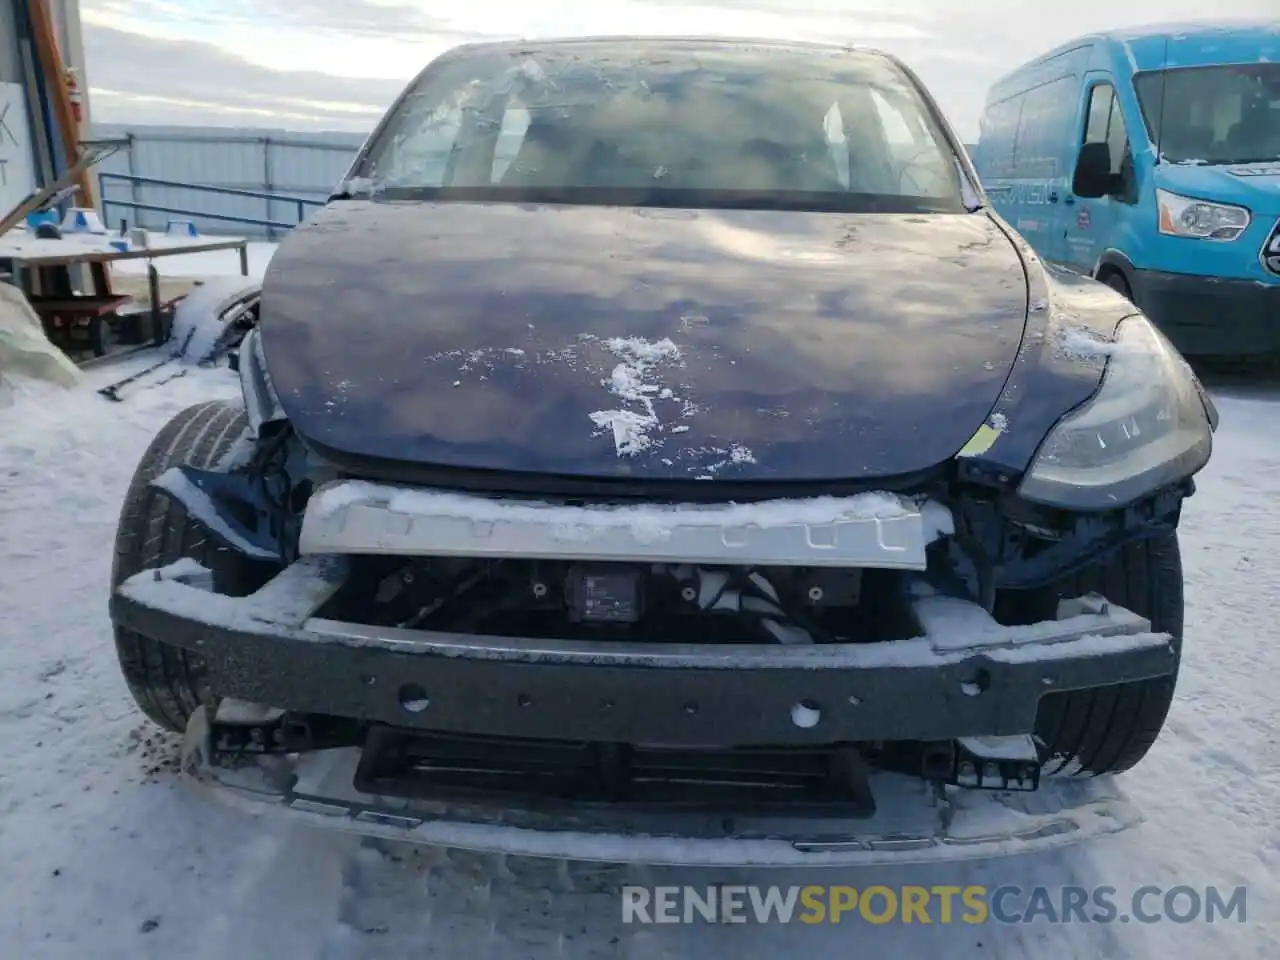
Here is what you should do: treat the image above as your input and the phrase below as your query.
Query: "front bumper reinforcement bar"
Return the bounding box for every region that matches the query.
[112,555,1174,865]
[112,556,1176,747]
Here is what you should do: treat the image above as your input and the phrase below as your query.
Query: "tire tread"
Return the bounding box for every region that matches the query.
[111,399,254,732]
[1035,532,1183,776]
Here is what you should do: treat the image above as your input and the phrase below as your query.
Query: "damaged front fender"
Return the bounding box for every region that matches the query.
[956,224,1125,483]
[151,466,282,562]
[237,327,288,440]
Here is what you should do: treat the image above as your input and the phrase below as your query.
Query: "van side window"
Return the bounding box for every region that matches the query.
[1082,83,1128,175]
[978,97,1023,178]
[1012,77,1075,179]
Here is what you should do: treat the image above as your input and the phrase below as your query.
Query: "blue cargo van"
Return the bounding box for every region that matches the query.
[974,21,1280,355]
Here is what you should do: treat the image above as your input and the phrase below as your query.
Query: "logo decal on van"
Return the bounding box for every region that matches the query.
[1231,165,1280,178]
[1077,210,1091,229]
[1264,221,1280,276]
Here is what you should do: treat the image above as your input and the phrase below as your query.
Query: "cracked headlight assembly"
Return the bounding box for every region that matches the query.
[1019,317,1213,510]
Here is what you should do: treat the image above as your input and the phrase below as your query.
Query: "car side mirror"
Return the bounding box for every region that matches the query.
[1072,142,1119,198]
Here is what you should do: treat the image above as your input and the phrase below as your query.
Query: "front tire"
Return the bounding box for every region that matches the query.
[1033,531,1184,776]
[110,399,266,732]
[1100,270,1133,302]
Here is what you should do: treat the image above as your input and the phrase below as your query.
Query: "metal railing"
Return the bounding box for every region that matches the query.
[98,172,330,234]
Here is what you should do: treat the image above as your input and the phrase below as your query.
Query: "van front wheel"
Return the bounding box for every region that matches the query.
[1101,271,1133,301]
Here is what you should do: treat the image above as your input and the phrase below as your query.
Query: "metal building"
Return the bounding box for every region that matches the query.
[1,0,88,213]
[0,0,37,214]
[90,124,365,239]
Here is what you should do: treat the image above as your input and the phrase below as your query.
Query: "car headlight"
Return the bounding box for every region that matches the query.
[1018,317,1212,510]
[1157,188,1250,241]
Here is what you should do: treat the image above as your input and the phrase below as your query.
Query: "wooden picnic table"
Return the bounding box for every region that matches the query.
[0,230,252,357]
[0,231,251,273]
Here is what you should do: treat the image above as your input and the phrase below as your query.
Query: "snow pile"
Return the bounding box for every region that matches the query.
[1055,323,1121,362]
[588,336,683,456]
[337,176,386,196]
[0,281,81,400]
[167,277,262,365]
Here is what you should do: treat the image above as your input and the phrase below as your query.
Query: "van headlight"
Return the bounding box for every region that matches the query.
[1157,188,1250,241]
[1019,317,1213,510]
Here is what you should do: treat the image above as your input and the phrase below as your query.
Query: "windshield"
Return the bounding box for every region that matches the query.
[1134,63,1280,165]
[346,40,968,214]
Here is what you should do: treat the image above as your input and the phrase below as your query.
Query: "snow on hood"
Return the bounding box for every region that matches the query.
[258,201,1032,483]
[588,335,686,457]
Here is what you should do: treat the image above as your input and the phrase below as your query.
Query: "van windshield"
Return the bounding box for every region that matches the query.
[345,40,968,214]
[1134,63,1280,165]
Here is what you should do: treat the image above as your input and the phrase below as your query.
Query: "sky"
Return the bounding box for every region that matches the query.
[81,0,1278,141]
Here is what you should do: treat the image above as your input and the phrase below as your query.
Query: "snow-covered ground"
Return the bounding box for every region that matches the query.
[0,346,1276,956]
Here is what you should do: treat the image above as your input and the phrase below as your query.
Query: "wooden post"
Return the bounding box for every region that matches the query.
[27,0,110,295]
[27,0,95,210]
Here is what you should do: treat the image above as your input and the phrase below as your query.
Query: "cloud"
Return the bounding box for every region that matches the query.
[84,25,405,130]
[221,0,455,35]
[86,0,458,38]
[81,0,1280,138]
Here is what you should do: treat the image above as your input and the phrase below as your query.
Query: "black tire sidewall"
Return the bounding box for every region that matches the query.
[1103,272,1133,301]
[110,399,264,731]
[1034,531,1183,777]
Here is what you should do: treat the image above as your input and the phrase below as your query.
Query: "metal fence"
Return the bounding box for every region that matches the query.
[89,123,367,239]
[98,172,327,235]
[82,123,986,239]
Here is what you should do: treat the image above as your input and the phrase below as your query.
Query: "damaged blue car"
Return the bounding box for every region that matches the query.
[107,36,1217,866]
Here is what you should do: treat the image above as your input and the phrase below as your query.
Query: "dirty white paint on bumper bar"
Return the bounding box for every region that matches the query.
[297,479,948,569]
[179,705,1145,868]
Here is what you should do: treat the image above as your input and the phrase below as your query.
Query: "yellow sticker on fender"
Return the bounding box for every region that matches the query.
[957,423,1002,458]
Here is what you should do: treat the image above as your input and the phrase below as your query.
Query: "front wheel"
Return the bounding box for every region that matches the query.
[1101,271,1133,302]
[110,399,269,732]
[1032,532,1184,776]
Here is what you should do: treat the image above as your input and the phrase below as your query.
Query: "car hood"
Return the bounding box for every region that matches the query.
[258,201,1031,485]
[1155,161,1280,215]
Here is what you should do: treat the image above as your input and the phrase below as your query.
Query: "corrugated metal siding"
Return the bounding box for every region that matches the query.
[90,123,368,238]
